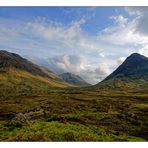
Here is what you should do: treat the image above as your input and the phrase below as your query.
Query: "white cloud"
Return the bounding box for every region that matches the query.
[125,7,148,36]
[45,54,111,84]
[97,10,148,59]
[26,18,85,42]
[138,45,148,57]
[117,57,126,65]
[98,16,142,46]
[109,15,128,27]
[0,17,101,59]
[99,52,105,58]
[25,18,102,53]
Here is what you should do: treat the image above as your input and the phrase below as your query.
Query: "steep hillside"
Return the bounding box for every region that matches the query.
[96,53,148,90]
[0,50,70,98]
[59,72,90,86]
[0,50,49,78]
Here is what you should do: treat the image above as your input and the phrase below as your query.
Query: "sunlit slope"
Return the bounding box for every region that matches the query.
[0,50,71,98]
[0,68,70,98]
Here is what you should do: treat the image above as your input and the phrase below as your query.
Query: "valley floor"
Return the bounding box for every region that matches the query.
[0,88,148,141]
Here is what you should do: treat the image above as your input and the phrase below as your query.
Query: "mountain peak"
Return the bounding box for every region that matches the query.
[126,53,147,61]
[120,53,148,69]
[104,53,148,81]
[59,72,90,86]
[97,53,148,89]
[129,52,141,57]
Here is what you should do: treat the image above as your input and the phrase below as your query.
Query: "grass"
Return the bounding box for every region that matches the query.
[0,51,148,141]
[133,103,148,109]
[0,120,145,141]
[0,69,147,141]
[0,87,148,141]
[0,69,70,98]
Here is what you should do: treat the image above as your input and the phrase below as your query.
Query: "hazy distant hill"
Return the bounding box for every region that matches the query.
[0,50,70,98]
[96,53,148,90]
[59,72,90,86]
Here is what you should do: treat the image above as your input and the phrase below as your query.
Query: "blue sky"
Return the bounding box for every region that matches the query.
[0,7,148,84]
[0,7,123,34]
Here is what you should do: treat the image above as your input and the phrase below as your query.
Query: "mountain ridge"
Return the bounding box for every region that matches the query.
[0,50,50,78]
[96,53,148,90]
[0,50,71,98]
[59,72,90,86]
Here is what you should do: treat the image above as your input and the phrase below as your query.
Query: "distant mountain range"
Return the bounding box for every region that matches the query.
[96,53,148,90]
[0,50,148,98]
[59,72,90,86]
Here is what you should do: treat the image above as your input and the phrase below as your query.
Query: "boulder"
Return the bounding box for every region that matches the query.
[9,113,29,126]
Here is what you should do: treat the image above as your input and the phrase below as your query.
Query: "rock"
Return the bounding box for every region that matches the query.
[9,113,29,126]
[24,110,44,120]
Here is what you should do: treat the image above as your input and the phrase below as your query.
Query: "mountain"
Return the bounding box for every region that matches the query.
[0,50,49,78]
[59,72,90,86]
[0,50,70,98]
[96,53,148,90]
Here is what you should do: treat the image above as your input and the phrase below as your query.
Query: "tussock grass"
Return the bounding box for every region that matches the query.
[0,120,145,141]
[0,88,147,141]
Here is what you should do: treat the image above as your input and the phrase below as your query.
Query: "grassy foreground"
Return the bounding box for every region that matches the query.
[0,88,147,141]
[0,120,145,141]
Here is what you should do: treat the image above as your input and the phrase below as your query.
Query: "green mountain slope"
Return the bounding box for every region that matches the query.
[0,50,71,98]
[95,53,148,90]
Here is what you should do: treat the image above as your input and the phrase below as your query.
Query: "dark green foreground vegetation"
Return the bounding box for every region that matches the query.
[0,88,148,141]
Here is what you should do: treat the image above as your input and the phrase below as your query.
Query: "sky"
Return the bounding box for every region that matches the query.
[0,7,148,84]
